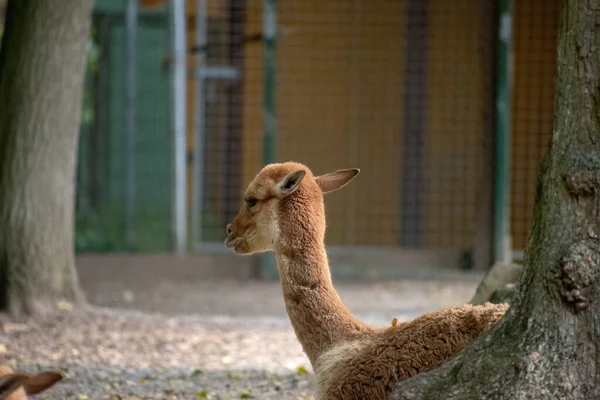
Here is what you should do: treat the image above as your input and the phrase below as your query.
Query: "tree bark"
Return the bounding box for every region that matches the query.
[391,1,600,398]
[0,0,92,315]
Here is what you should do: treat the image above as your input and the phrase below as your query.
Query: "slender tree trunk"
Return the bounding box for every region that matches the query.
[391,1,600,398]
[0,0,92,315]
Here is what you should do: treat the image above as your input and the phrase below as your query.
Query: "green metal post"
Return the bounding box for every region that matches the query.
[260,0,278,278]
[262,0,277,166]
[494,0,513,264]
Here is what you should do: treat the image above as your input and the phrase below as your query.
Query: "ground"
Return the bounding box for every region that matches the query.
[0,256,481,399]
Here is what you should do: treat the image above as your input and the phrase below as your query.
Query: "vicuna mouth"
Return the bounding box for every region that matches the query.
[224,236,241,249]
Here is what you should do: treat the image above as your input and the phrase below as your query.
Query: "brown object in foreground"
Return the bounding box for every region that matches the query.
[225,161,507,399]
[0,365,63,400]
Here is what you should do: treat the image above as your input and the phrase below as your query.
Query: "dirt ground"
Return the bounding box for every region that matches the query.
[1,260,481,399]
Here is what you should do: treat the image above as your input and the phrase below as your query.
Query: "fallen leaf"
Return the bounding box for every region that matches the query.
[2,323,29,334]
[191,369,204,377]
[240,392,254,399]
[221,356,233,364]
[296,366,308,375]
[57,300,73,311]
[0,344,7,353]
[195,390,209,398]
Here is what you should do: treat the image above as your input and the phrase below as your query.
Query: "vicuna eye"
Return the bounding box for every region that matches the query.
[246,198,258,208]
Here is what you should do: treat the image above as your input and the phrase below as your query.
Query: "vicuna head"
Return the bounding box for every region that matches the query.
[225,162,359,255]
[0,366,63,400]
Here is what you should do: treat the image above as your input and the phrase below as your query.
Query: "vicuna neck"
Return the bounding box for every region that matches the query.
[276,236,373,369]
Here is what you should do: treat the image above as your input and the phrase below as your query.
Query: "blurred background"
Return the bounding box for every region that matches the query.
[71,0,556,281]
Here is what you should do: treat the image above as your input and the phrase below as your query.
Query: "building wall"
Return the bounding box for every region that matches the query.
[242,0,405,246]
[242,0,494,248]
[425,0,494,250]
[510,0,560,250]
[184,0,561,253]
[277,0,406,246]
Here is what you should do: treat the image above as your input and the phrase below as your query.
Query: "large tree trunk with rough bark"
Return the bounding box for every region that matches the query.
[0,0,92,315]
[391,2,600,399]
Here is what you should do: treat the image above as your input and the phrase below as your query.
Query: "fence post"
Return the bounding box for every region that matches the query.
[192,0,207,247]
[494,0,513,264]
[170,0,188,254]
[124,0,138,249]
[259,0,278,278]
[262,0,277,165]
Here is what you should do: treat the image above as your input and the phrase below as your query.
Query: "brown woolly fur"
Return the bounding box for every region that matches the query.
[0,365,64,400]
[315,303,506,399]
[226,162,509,400]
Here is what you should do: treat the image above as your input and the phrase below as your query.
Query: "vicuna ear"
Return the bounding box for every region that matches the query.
[22,372,64,395]
[0,373,30,399]
[315,168,360,194]
[275,170,306,198]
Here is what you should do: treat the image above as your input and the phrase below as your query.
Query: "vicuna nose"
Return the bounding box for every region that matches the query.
[226,224,232,235]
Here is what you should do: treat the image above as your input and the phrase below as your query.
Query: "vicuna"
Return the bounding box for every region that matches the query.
[225,161,508,399]
[0,365,63,400]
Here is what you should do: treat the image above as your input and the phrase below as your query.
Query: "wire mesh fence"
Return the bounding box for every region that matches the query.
[192,0,497,267]
[189,0,249,244]
[510,0,560,253]
[73,0,562,268]
[76,1,172,252]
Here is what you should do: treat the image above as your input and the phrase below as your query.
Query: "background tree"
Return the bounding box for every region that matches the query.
[0,0,93,315]
[391,1,600,398]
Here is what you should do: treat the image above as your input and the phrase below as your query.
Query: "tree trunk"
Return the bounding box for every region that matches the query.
[0,0,92,315]
[391,1,600,398]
